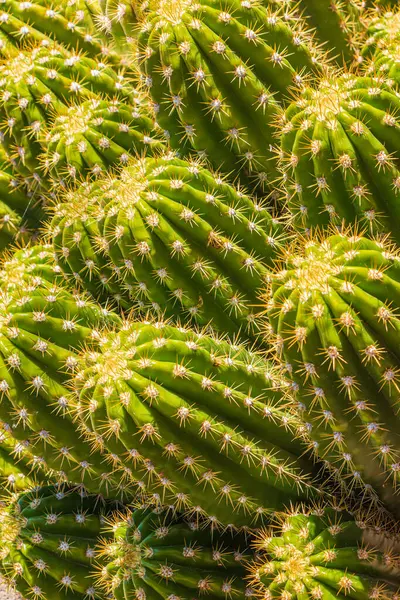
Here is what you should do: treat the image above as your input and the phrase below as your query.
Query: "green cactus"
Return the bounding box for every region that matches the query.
[0,0,118,61]
[0,148,44,251]
[296,0,362,65]
[278,74,400,241]
[0,43,134,181]
[356,8,400,66]
[96,0,138,54]
[0,244,125,495]
[0,428,39,491]
[0,484,112,600]
[50,154,285,344]
[95,505,255,599]
[267,231,400,522]
[137,0,328,192]
[41,96,166,184]
[74,318,330,529]
[250,507,400,600]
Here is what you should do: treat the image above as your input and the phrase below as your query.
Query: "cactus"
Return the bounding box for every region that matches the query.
[0,428,39,491]
[50,154,285,344]
[278,74,400,241]
[96,0,138,54]
[41,97,166,184]
[0,43,134,181]
[0,0,118,61]
[0,148,44,251]
[95,504,255,599]
[0,484,112,600]
[297,0,362,65]
[137,0,328,192]
[0,245,125,494]
[250,507,400,600]
[357,9,400,85]
[267,230,400,521]
[74,318,330,529]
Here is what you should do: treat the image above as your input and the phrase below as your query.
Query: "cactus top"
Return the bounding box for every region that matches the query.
[250,509,400,600]
[278,74,400,240]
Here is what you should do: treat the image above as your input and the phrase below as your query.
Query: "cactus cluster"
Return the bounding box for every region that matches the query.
[1,2,400,600]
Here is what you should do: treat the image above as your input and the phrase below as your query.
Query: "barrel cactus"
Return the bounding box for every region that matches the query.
[0,0,117,60]
[278,74,400,240]
[137,0,328,191]
[95,505,255,599]
[250,508,400,600]
[41,96,165,184]
[0,484,112,600]
[268,231,400,521]
[50,154,285,344]
[0,43,133,180]
[0,428,39,492]
[74,318,329,529]
[0,245,123,493]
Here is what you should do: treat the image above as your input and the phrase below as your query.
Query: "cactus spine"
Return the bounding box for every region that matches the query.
[251,508,400,600]
[268,231,400,521]
[0,484,112,600]
[96,505,255,599]
[278,75,400,240]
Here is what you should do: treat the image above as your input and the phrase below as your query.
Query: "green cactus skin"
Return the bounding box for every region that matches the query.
[0,245,125,495]
[137,0,328,192]
[267,231,400,522]
[41,97,166,184]
[95,505,256,599]
[0,0,118,61]
[296,0,362,65]
[0,484,112,600]
[250,508,400,600]
[50,154,285,344]
[0,43,134,181]
[278,74,400,241]
[356,8,400,66]
[74,318,329,529]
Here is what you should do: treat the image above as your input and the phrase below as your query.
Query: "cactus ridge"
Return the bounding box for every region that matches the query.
[138,0,330,192]
[278,74,400,240]
[267,229,400,521]
[95,504,255,599]
[0,484,113,600]
[250,507,400,600]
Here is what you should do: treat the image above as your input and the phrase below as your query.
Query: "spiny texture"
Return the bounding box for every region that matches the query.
[0,245,124,494]
[0,148,44,252]
[0,43,133,181]
[359,10,400,84]
[96,505,255,599]
[278,75,400,240]
[267,231,400,521]
[0,428,38,491]
[0,0,119,61]
[75,319,327,529]
[0,485,111,600]
[96,0,138,54]
[251,508,400,600]
[50,154,285,344]
[138,0,328,192]
[297,0,362,65]
[41,96,165,184]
